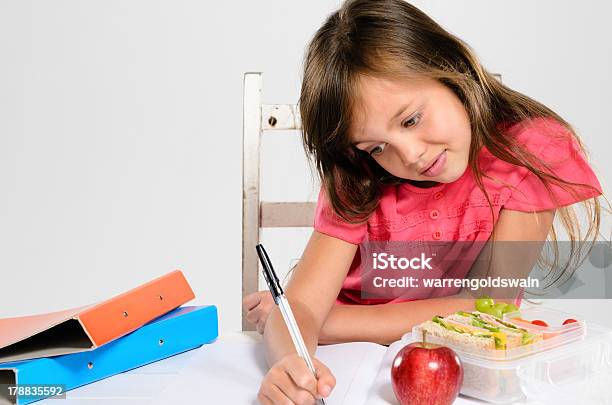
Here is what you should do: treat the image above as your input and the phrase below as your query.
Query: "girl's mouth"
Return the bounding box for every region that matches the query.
[421,150,447,177]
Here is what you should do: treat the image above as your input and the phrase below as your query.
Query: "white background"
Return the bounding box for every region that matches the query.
[0,0,610,334]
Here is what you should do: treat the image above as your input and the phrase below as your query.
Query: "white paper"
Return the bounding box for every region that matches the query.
[318,342,387,404]
[151,339,388,405]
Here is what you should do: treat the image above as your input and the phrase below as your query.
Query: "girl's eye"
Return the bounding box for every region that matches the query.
[369,143,386,156]
[401,114,421,128]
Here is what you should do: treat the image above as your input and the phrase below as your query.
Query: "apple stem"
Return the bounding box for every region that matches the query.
[422,329,427,347]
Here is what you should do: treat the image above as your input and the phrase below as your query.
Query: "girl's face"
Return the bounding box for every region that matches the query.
[350,75,472,185]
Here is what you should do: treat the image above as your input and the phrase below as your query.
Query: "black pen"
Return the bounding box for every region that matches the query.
[255,244,327,405]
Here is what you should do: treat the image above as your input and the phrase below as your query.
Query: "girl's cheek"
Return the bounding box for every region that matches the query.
[378,156,401,176]
[374,154,390,168]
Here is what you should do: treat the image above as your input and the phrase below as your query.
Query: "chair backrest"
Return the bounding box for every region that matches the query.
[242,72,314,330]
[241,72,504,330]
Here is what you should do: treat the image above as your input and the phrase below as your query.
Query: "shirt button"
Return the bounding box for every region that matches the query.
[433,191,444,200]
[430,209,440,220]
[432,231,442,240]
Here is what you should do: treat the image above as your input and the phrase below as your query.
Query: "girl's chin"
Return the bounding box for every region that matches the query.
[436,164,468,183]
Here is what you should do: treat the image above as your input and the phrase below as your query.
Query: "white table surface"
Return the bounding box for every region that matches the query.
[35,331,539,405]
[37,331,262,404]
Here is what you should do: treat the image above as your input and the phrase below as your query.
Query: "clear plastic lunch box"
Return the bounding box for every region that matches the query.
[401,307,612,404]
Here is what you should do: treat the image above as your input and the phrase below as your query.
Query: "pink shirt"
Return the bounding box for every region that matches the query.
[313,117,603,305]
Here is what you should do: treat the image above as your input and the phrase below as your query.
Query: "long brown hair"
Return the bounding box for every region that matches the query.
[299,0,609,287]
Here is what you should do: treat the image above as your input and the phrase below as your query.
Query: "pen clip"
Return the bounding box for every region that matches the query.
[256,244,284,303]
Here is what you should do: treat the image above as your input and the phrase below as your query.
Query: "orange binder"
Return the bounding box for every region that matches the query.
[0,270,195,363]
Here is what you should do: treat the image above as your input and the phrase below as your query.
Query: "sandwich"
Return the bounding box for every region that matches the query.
[417,311,544,351]
[415,311,546,402]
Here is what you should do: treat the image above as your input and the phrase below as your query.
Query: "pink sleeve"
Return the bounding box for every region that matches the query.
[313,186,368,244]
[504,119,603,212]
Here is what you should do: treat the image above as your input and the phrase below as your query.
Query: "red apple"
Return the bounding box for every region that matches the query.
[391,342,463,405]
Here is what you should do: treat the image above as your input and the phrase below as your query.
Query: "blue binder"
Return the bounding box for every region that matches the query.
[0,305,218,404]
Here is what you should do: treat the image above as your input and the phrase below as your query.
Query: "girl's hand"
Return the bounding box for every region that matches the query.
[243,291,275,334]
[258,353,336,405]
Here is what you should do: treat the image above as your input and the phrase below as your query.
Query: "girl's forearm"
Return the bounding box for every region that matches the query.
[319,295,476,346]
[263,299,320,366]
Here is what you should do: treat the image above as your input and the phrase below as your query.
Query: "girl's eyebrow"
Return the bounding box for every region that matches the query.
[389,101,413,125]
[351,136,373,147]
[351,138,371,147]
[351,100,415,146]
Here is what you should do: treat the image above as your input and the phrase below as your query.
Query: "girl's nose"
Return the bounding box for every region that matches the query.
[395,139,426,167]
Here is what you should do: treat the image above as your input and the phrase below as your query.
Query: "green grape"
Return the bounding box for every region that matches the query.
[475,296,495,313]
[502,303,520,314]
[490,303,507,319]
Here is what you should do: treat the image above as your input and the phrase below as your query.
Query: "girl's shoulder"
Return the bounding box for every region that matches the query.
[313,186,368,245]
[487,116,602,212]
[498,116,573,157]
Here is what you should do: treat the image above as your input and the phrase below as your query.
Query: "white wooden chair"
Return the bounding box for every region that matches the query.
[241,72,507,330]
[242,72,316,331]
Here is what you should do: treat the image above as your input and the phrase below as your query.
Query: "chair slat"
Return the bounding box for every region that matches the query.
[261,104,302,130]
[260,202,316,228]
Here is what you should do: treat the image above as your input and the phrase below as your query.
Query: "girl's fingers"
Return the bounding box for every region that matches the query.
[258,380,295,405]
[314,359,336,398]
[246,311,255,324]
[256,319,266,334]
[261,297,274,313]
[243,292,263,311]
[257,391,278,405]
[284,357,318,399]
[246,306,263,324]
[257,392,273,405]
[274,368,316,404]
[247,298,275,326]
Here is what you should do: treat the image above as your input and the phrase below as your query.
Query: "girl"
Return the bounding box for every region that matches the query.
[243,0,606,403]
